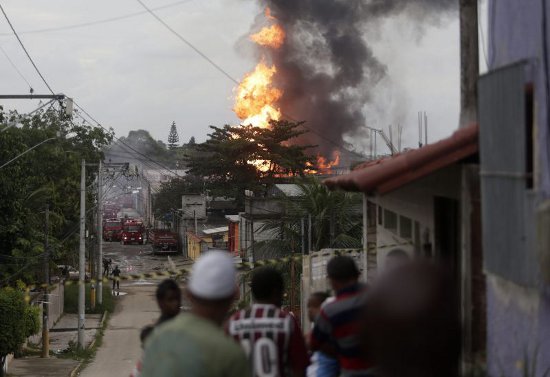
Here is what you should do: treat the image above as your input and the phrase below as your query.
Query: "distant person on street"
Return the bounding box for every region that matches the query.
[311,255,374,377]
[228,267,309,377]
[306,292,339,377]
[103,257,110,277]
[111,265,121,294]
[141,251,250,377]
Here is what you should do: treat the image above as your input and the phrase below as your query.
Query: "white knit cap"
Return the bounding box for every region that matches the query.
[188,250,236,300]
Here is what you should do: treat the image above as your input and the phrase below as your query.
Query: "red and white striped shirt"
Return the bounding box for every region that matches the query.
[228,304,309,377]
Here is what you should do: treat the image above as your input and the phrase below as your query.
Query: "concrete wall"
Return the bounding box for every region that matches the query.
[27,283,65,345]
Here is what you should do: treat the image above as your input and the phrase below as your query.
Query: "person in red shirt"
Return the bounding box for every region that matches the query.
[228,267,309,377]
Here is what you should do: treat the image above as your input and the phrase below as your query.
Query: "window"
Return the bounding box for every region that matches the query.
[399,216,412,239]
[384,209,397,233]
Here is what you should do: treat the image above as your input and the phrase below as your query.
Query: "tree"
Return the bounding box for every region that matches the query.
[184,120,315,206]
[188,136,196,145]
[167,121,179,149]
[0,287,40,376]
[255,177,362,259]
[0,106,113,285]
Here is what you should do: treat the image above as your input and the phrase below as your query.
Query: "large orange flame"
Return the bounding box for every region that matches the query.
[233,62,282,128]
[306,151,341,174]
[250,24,285,49]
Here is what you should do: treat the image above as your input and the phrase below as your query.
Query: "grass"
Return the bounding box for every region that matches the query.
[64,283,115,314]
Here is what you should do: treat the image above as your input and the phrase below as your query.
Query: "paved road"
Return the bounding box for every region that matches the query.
[79,283,158,377]
[79,241,187,377]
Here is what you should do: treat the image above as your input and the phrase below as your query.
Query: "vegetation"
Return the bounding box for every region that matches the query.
[0,106,112,286]
[153,175,204,219]
[0,287,40,376]
[64,283,115,314]
[255,177,362,259]
[167,121,179,149]
[184,120,315,206]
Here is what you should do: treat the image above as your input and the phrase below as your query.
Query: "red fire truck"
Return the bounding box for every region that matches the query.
[121,218,145,245]
[149,229,179,254]
[103,219,122,242]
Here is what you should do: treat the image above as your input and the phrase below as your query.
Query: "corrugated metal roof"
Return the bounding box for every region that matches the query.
[202,226,229,235]
[324,123,479,195]
[273,184,304,197]
[225,215,240,222]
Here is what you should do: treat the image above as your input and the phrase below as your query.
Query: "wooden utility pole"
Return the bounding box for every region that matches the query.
[459,0,479,372]
[41,205,49,358]
[459,0,479,127]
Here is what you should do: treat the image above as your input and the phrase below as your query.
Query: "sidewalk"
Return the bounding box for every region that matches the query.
[6,313,103,377]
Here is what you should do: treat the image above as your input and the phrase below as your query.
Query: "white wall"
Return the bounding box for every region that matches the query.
[371,165,461,273]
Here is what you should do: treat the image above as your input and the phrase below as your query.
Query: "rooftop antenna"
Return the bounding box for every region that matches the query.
[397,123,403,153]
[424,111,428,145]
[389,125,394,156]
[418,111,423,148]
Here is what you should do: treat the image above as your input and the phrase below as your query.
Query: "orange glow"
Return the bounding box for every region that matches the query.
[250,24,285,49]
[233,62,282,128]
[265,7,275,20]
[306,152,341,174]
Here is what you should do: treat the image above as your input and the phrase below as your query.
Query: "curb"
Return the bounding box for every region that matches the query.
[67,311,108,377]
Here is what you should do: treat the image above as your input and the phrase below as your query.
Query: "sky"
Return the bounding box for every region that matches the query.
[0,0,487,156]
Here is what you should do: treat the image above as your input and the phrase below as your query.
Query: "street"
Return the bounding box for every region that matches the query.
[78,241,188,377]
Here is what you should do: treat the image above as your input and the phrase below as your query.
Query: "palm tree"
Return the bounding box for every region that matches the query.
[254,177,362,260]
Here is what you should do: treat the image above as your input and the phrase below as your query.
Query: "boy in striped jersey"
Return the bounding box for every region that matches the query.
[228,267,309,377]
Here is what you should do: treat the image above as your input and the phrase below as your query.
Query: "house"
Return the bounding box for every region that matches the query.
[239,184,304,261]
[186,226,229,261]
[479,2,550,375]
[324,123,486,366]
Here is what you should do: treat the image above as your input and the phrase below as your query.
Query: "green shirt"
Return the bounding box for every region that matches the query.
[141,312,250,377]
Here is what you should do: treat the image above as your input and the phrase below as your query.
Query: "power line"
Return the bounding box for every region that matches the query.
[0,43,32,89]
[135,0,239,85]
[0,3,54,94]
[72,101,185,178]
[0,0,194,36]
[135,0,367,160]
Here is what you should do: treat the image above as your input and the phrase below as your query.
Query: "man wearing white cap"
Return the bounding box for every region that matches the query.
[141,251,250,377]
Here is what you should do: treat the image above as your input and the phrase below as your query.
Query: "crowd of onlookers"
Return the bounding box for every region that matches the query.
[131,249,460,377]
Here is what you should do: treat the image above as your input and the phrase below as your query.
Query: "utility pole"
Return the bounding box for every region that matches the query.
[459,0,479,372]
[78,159,86,348]
[41,205,49,358]
[97,160,103,305]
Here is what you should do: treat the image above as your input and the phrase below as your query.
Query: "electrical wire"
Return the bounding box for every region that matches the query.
[0,0,194,36]
[0,43,32,89]
[72,101,186,178]
[0,3,55,94]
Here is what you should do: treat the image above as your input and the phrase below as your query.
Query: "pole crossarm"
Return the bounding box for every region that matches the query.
[0,94,65,100]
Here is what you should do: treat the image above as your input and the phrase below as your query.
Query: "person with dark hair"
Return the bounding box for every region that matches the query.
[141,251,249,377]
[384,248,410,271]
[359,261,460,377]
[311,255,373,377]
[228,267,309,377]
[307,292,339,377]
[155,279,181,325]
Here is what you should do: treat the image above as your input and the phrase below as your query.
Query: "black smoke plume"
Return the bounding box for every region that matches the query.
[254,0,457,160]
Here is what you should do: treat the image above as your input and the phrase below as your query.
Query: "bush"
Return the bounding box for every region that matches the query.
[0,287,40,375]
[64,283,114,314]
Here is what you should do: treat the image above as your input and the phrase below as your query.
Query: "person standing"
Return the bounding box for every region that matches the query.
[306,292,339,377]
[111,265,121,294]
[141,251,250,377]
[311,255,374,377]
[228,267,309,377]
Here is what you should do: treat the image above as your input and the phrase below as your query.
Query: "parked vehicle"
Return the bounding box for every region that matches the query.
[121,219,145,245]
[103,218,122,241]
[149,229,179,254]
[57,265,90,281]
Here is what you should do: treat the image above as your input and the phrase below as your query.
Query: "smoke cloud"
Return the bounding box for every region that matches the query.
[253,0,457,159]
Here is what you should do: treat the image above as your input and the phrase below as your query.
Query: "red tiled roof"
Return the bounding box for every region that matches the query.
[324,123,479,195]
